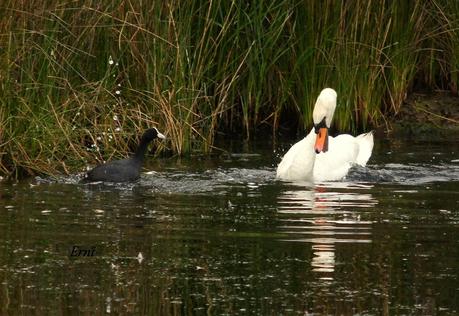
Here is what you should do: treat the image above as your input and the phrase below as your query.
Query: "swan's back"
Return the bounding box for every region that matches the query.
[313,132,374,181]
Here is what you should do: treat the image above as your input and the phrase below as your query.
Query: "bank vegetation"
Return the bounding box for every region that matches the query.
[1,1,458,177]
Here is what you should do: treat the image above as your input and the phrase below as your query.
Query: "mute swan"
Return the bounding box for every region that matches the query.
[276,88,374,181]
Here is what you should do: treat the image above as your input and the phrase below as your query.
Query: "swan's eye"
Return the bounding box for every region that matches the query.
[314,117,327,134]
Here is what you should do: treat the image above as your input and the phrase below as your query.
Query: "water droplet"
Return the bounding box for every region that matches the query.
[137,252,144,263]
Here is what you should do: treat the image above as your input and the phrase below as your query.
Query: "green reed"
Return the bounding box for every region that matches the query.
[0,0,458,177]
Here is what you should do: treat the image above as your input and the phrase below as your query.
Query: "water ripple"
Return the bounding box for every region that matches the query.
[140,167,276,194]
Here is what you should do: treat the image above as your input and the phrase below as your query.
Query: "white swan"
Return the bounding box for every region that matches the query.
[276,88,374,182]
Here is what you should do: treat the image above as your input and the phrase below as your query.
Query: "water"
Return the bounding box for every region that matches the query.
[1,136,458,315]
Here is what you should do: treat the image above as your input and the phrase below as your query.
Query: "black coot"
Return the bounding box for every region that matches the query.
[82,128,165,183]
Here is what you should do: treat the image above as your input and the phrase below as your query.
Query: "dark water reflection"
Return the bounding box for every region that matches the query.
[0,136,458,314]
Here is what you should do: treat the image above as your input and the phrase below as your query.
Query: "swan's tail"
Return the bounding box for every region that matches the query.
[355,131,374,166]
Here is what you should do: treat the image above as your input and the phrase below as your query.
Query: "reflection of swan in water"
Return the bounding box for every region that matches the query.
[311,244,335,275]
[277,183,377,278]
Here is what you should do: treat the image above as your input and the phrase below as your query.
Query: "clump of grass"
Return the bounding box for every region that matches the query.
[0,1,458,177]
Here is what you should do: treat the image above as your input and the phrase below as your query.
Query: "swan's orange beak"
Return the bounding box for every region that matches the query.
[314,127,328,153]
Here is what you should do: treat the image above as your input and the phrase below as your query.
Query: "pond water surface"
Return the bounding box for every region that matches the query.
[0,135,458,315]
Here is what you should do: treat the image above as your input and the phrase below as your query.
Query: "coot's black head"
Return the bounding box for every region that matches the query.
[142,128,166,142]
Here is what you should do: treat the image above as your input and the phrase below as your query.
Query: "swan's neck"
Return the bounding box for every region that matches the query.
[303,129,317,177]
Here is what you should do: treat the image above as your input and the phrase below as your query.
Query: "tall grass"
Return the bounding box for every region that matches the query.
[0,0,458,177]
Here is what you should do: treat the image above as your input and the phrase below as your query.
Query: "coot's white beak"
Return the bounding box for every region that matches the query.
[157,132,166,139]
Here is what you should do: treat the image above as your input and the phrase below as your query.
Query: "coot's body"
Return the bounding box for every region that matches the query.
[85,158,143,182]
[82,128,165,183]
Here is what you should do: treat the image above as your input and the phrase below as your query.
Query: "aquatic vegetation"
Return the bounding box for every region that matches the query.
[0,1,458,177]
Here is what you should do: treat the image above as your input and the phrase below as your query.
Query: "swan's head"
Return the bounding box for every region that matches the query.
[312,88,337,128]
[312,88,337,154]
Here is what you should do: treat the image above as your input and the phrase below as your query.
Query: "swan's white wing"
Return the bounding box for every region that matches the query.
[277,131,374,182]
[355,132,374,166]
[313,133,374,181]
[276,130,316,181]
[313,135,358,181]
